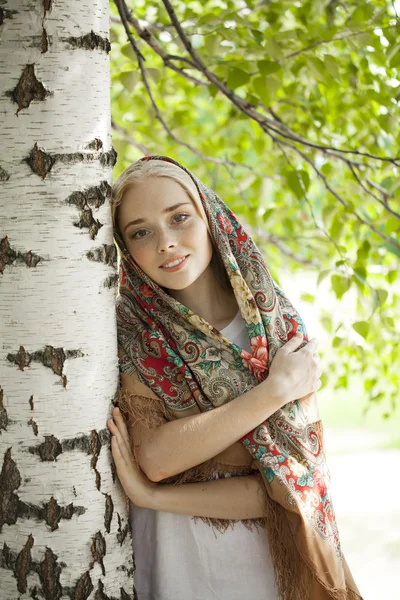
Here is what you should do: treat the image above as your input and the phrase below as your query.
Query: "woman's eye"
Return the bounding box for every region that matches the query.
[131,229,147,240]
[173,213,189,223]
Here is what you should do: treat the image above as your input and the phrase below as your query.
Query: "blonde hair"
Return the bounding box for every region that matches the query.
[111,159,231,292]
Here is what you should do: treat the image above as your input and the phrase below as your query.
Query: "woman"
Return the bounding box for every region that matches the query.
[107,155,362,600]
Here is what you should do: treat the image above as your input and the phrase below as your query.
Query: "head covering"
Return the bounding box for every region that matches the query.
[113,155,362,600]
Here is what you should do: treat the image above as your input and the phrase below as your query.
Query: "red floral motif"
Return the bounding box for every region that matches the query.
[241,349,267,382]
[217,212,234,234]
[250,335,268,364]
[312,469,328,498]
[139,283,155,298]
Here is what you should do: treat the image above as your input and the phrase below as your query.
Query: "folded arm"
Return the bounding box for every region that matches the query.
[146,471,267,520]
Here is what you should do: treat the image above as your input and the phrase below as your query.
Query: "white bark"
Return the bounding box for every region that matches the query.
[0,1,134,597]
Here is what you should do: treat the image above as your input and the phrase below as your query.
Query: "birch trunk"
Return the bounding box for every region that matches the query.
[0,1,134,597]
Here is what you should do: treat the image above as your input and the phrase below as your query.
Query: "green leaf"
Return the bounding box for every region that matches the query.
[227,68,250,90]
[331,274,351,299]
[120,43,136,61]
[300,293,314,303]
[119,71,140,92]
[286,171,304,200]
[323,55,340,78]
[317,270,330,286]
[252,76,271,106]
[257,60,281,75]
[352,321,370,339]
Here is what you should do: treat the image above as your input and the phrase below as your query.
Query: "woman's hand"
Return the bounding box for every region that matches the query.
[266,332,322,406]
[107,407,157,508]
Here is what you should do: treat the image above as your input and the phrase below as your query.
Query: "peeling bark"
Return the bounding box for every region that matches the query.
[90,531,106,576]
[26,143,116,178]
[28,417,39,436]
[1,542,135,599]
[14,534,34,593]
[65,30,111,53]
[104,494,114,533]
[116,513,129,546]
[18,496,86,530]
[7,345,83,379]
[39,547,63,600]
[41,27,48,52]
[73,570,94,600]
[11,64,48,113]
[0,236,42,273]
[86,243,117,268]
[0,386,8,431]
[0,448,22,532]
[104,274,118,288]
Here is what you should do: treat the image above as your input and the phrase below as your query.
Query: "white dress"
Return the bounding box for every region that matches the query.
[130,311,278,600]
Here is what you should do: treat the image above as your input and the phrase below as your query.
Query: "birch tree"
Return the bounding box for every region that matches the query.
[0,1,134,597]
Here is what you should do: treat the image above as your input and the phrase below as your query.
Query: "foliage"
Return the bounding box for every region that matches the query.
[110,0,400,415]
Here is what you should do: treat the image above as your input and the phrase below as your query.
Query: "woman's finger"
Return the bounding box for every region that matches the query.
[112,408,133,455]
[108,419,133,466]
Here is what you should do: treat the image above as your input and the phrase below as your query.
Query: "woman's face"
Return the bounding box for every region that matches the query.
[117,176,214,290]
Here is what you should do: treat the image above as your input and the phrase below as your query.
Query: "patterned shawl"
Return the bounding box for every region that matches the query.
[113,155,362,600]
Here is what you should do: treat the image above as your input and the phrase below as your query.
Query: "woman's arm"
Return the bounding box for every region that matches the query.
[145,472,267,520]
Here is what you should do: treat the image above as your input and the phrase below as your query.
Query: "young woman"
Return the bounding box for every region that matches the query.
[107,155,362,600]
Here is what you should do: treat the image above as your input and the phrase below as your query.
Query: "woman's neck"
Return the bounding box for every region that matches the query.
[168,263,238,330]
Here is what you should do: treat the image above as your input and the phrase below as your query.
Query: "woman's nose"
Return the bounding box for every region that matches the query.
[156,230,178,253]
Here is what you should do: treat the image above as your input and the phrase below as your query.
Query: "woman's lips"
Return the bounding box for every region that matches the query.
[159,255,189,272]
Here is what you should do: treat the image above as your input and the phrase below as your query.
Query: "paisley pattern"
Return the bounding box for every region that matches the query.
[113,155,361,600]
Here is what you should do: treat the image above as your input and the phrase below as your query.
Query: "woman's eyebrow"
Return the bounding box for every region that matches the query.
[123,202,192,231]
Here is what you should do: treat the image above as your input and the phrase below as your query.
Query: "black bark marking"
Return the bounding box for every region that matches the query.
[43,0,52,16]
[90,430,102,491]
[29,395,34,410]
[29,434,62,461]
[1,542,14,569]
[66,181,111,240]
[0,165,10,181]
[39,547,63,600]
[104,274,118,289]
[116,513,129,546]
[90,531,106,576]
[0,236,42,273]
[87,244,117,268]
[11,65,48,114]
[100,148,117,167]
[0,8,17,25]
[74,208,103,240]
[120,588,135,600]
[65,31,111,53]
[28,417,39,436]
[66,181,111,210]
[26,144,116,179]
[104,494,114,533]
[7,345,31,370]
[15,496,86,530]
[26,142,55,178]
[86,138,103,150]
[0,386,8,431]
[74,570,94,600]
[14,533,34,593]
[0,448,22,533]
[95,579,112,600]
[42,28,48,53]
[7,345,83,381]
